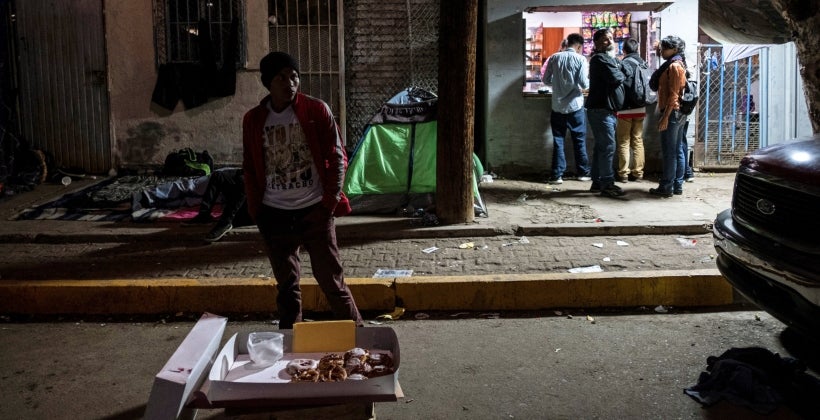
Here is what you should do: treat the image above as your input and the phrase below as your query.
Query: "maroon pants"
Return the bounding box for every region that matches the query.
[256,203,363,329]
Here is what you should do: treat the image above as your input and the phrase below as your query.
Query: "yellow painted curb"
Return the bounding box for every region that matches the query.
[0,270,731,315]
[394,269,731,310]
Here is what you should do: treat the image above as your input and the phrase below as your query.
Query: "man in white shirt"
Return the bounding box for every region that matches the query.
[242,52,363,329]
[542,33,591,185]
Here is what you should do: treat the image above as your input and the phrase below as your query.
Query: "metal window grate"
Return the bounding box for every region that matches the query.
[155,0,243,68]
[269,0,342,125]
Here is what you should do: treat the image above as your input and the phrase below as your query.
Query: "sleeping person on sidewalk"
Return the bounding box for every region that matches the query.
[181,167,251,242]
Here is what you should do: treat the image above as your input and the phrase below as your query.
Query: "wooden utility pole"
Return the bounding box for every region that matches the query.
[436,0,478,224]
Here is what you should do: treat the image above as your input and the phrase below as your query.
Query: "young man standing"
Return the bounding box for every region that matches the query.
[542,33,591,185]
[586,29,626,198]
[615,38,649,183]
[242,51,363,329]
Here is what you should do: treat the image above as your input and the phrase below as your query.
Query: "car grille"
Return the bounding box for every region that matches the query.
[733,172,820,247]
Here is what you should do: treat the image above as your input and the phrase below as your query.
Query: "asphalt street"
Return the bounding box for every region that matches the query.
[1,310,818,419]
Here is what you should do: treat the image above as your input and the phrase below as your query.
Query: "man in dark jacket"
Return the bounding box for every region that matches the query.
[242,51,363,329]
[586,28,626,198]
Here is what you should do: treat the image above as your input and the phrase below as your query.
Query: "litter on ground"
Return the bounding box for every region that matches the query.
[568,265,603,273]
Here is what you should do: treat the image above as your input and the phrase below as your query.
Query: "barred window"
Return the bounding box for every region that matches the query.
[268,0,342,124]
[154,0,244,68]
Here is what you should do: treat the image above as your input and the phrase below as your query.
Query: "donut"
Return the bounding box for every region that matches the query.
[291,368,320,382]
[326,365,348,382]
[367,364,392,377]
[286,358,318,375]
[318,353,344,371]
[367,352,393,368]
[344,347,369,363]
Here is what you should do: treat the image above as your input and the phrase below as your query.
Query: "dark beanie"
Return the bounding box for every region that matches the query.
[260,52,300,88]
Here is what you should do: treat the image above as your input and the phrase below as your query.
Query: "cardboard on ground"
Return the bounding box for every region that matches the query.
[144,313,227,419]
[146,314,401,415]
[207,326,400,404]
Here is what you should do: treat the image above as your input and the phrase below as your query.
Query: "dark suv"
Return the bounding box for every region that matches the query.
[713,136,820,339]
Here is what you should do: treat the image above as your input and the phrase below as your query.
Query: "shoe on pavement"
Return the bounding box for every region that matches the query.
[577,176,592,182]
[181,212,214,226]
[628,174,643,182]
[205,222,232,242]
[674,189,683,195]
[548,177,563,185]
[616,176,628,183]
[685,176,695,183]
[589,182,601,193]
[600,184,626,198]
[649,188,673,198]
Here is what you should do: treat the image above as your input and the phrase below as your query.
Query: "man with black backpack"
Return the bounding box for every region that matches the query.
[615,39,656,183]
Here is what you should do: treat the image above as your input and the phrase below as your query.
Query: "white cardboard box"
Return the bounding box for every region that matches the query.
[207,327,401,405]
[145,314,401,419]
[144,313,227,419]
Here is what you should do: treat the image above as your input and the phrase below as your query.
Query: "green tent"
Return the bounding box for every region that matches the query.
[343,88,487,216]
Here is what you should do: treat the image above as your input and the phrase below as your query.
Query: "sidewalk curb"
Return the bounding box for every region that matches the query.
[0,269,731,316]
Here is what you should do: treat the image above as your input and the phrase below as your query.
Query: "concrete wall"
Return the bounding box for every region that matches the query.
[104,0,269,170]
[484,0,699,177]
[762,42,813,145]
[104,0,436,170]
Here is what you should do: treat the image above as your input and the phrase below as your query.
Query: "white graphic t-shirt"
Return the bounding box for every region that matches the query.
[261,103,323,210]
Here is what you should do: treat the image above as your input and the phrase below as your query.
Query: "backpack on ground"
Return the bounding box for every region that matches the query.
[162,148,213,177]
[621,56,657,109]
[679,77,699,115]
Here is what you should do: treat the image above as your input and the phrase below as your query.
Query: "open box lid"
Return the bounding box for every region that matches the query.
[144,312,227,420]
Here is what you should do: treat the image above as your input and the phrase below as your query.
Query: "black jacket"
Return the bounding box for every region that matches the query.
[585,52,625,111]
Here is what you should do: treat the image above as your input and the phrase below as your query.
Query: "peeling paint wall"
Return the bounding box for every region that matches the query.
[104,0,269,170]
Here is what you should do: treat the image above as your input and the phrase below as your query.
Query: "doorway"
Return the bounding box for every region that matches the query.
[13,0,112,174]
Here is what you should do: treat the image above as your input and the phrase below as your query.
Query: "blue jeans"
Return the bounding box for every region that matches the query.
[679,119,694,179]
[659,111,687,192]
[586,108,618,187]
[550,109,590,178]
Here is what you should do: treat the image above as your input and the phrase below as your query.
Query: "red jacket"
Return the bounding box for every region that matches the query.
[242,93,352,221]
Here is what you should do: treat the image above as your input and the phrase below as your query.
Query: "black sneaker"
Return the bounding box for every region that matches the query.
[181,212,214,226]
[628,174,643,182]
[589,182,601,193]
[649,188,673,198]
[673,189,683,195]
[548,177,564,185]
[205,222,232,242]
[600,184,626,198]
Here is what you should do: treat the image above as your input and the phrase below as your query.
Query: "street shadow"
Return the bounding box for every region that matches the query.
[95,404,146,420]
[779,327,820,374]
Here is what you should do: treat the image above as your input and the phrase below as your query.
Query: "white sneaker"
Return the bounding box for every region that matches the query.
[578,176,592,182]
[548,177,563,185]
